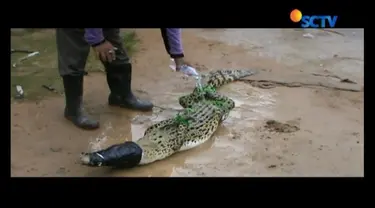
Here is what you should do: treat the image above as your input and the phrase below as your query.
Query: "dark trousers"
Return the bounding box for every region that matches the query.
[56,28,130,76]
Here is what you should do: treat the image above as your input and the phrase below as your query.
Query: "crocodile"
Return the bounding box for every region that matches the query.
[80,69,256,168]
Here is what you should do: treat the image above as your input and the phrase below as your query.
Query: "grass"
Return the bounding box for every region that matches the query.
[10,29,140,101]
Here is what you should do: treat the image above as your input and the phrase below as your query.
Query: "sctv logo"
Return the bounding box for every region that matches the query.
[290,9,338,28]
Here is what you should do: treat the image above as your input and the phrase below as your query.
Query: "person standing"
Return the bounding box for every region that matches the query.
[56,28,187,130]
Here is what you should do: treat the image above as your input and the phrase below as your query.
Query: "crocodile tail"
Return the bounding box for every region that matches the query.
[206,69,257,89]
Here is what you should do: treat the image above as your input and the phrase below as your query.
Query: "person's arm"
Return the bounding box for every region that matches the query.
[160,28,184,58]
[84,28,105,47]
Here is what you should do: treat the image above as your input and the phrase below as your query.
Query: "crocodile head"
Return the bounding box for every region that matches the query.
[80,141,143,168]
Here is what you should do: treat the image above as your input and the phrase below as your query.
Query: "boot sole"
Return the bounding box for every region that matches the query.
[108,103,153,112]
[64,117,100,130]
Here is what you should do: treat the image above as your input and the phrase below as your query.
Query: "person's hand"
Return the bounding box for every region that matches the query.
[93,40,117,63]
[174,57,187,71]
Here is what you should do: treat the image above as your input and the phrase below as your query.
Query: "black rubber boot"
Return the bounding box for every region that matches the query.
[106,63,153,111]
[62,75,100,130]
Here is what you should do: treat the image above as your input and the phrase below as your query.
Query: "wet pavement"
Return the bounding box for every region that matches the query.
[195,29,364,83]
[83,81,280,177]
[11,29,364,177]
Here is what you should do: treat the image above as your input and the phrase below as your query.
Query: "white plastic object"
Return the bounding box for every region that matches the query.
[26,51,40,58]
[169,59,199,77]
[16,85,24,95]
[169,59,202,88]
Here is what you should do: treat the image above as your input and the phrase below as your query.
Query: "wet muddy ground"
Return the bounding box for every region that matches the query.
[11,29,364,177]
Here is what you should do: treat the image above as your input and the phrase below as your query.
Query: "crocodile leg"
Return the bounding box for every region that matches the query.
[143,118,176,136]
[178,87,206,108]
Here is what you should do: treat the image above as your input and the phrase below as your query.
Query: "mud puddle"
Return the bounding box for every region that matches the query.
[264,120,300,133]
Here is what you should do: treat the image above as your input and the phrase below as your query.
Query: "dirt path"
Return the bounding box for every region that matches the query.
[11,29,363,177]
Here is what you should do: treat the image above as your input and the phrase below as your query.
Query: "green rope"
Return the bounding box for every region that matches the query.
[198,85,226,107]
[174,114,190,126]
[174,85,226,125]
[213,100,225,107]
[197,85,216,94]
[174,107,194,126]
